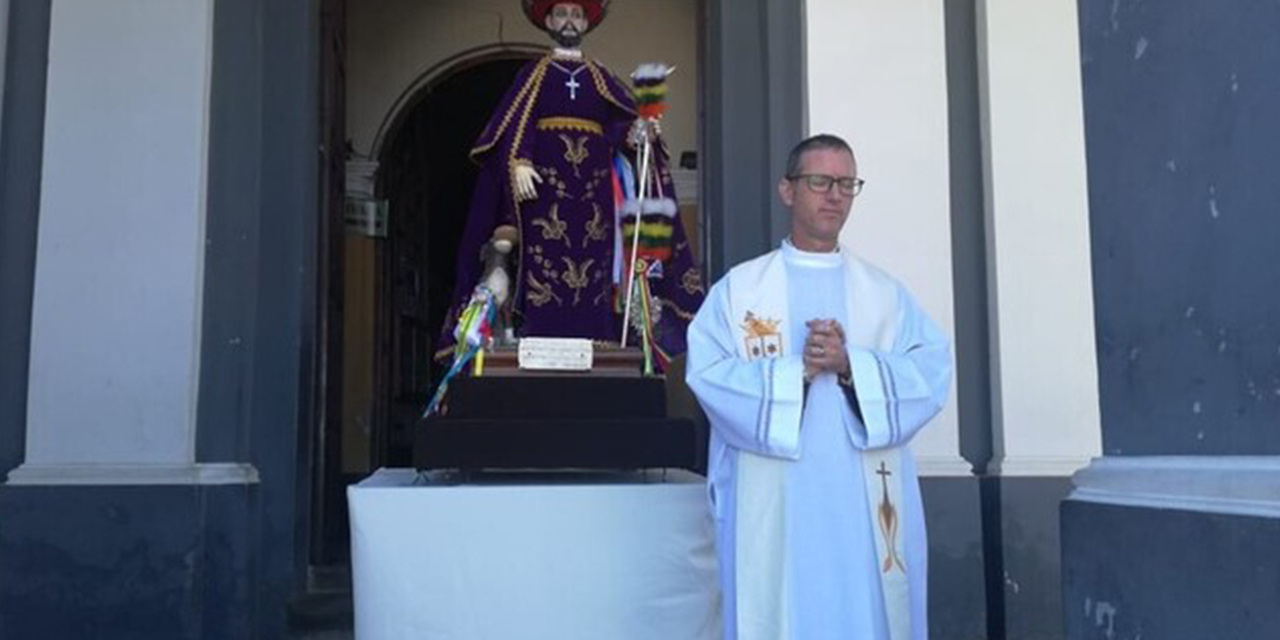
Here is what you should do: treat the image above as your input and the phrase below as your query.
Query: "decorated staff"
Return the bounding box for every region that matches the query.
[620,63,675,374]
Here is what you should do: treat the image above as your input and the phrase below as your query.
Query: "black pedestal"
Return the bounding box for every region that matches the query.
[415,375,702,471]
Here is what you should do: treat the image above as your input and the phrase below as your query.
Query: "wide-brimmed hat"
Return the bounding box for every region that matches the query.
[522,0,610,33]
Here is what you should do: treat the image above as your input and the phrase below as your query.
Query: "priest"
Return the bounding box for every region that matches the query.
[686,134,952,639]
[438,0,704,364]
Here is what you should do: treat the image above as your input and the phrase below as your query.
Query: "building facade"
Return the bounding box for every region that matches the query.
[0,1,1272,639]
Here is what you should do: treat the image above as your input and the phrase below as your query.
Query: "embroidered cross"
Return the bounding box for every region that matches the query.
[565,75,580,100]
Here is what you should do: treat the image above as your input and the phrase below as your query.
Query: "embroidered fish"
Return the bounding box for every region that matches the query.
[876,461,907,574]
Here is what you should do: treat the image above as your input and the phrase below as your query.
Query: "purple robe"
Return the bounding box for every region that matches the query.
[439,53,705,364]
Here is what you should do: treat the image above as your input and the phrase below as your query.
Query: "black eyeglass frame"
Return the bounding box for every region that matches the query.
[787,173,866,197]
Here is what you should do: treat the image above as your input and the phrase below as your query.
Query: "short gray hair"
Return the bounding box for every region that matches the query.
[784,134,854,178]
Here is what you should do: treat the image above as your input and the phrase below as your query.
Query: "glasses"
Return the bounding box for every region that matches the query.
[789,174,865,197]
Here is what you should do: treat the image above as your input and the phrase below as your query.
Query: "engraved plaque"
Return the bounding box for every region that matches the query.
[517,337,594,371]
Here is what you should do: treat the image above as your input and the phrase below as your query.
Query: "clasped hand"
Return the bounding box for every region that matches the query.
[803,319,850,382]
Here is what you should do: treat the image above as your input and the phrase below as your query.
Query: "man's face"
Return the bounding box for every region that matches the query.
[545,3,589,48]
[778,148,858,249]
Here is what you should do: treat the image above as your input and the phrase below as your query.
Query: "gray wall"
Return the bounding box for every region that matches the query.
[1066,2,1280,639]
[0,0,48,480]
[1081,0,1280,457]
[224,0,320,636]
[702,0,806,277]
[0,484,256,639]
[923,478,988,640]
[991,478,1072,640]
[1063,501,1280,640]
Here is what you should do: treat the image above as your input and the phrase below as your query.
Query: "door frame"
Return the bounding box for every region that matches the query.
[302,0,806,570]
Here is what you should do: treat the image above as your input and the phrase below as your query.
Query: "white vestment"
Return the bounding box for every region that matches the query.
[686,240,951,640]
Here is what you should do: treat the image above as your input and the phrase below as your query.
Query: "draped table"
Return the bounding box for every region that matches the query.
[348,468,721,639]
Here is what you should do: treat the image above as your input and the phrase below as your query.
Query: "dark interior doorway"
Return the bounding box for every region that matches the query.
[375,55,533,466]
[311,54,534,567]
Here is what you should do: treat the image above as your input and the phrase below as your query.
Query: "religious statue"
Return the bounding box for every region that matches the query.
[437,0,705,370]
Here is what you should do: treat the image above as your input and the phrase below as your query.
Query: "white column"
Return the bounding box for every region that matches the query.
[805,0,968,476]
[977,0,1102,477]
[8,0,252,485]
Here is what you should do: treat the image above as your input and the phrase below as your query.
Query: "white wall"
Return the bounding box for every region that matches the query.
[347,0,699,162]
[978,0,1101,475]
[20,0,213,469]
[806,0,966,474]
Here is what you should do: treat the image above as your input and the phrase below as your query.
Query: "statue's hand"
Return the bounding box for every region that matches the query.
[628,119,647,148]
[513,164,542,202]
[628,118,663,148]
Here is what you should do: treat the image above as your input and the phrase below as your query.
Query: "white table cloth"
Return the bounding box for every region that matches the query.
[348,468,721,640]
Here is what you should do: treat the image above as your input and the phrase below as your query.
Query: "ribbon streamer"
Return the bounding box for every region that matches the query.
[423,286,497,417]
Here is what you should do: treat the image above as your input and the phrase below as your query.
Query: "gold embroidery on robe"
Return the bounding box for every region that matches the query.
[680,269,705,296]
[538,166,570,200]
[560,257,595,306]
[531,204,571,247]
[585,60,638,117]
[663,297,696,321]
[503,60,552,245]
[470,57,550,160]
[527,273,562,307]
[559,134,590,178]
[581,170,608,202]
[536,116,603,135]
[583,205,608,247]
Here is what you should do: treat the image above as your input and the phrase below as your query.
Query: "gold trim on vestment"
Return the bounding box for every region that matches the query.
[505,59,552,305]
[537,117,603,135]
[664,298,697,322]
[469,58,549,160]
[586,60,638,117]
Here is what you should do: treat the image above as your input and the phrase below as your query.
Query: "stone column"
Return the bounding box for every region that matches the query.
[978,0,1101,480]
[807,0,969,477]
[8,0,251,485]
[976,1,1100,637]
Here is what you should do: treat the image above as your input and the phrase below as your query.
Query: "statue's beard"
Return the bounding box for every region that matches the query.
[550,25,583,48]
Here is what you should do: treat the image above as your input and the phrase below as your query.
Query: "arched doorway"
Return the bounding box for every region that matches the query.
[315,54,536,566]
[372,54,534,467]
